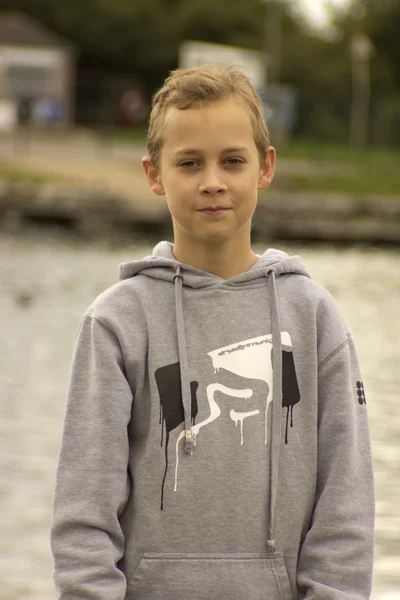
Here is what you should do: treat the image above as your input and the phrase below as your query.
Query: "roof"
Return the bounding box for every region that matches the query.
[0,12,75,48]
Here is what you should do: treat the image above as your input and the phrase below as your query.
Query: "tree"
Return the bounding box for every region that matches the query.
[330,0,400,145]
[5,0,395,143]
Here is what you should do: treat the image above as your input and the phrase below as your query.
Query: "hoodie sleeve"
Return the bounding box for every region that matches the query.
[297,332,375,599]
[51,315,133,600]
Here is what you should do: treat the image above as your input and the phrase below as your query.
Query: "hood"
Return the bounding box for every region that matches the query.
[119,241,310,286]
[119,240,310,551]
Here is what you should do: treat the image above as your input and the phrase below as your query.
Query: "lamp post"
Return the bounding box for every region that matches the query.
[262,0,282,88]
[350,32,374,148]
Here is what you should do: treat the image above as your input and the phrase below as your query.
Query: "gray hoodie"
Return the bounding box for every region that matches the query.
[51,242,374,600]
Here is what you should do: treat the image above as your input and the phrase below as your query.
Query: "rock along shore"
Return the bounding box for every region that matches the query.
[1,179,400,244]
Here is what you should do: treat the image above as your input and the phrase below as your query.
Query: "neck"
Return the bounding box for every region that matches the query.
[172,238,259,279]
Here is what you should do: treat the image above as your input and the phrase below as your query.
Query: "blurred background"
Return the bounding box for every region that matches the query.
[0,0,399,598]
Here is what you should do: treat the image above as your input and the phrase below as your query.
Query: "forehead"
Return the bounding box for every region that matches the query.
[161,98,255,150]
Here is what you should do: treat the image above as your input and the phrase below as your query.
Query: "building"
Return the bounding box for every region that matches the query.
[0,11,76,127]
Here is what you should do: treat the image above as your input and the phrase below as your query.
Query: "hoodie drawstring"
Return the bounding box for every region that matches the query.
[174,264,283,549]
[266,270,283,553]
[174,266,195,455]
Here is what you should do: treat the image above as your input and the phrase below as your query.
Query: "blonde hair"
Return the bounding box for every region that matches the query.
[147,64,270,170]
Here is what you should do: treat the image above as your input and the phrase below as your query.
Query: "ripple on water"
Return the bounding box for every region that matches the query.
[0,230,399,599]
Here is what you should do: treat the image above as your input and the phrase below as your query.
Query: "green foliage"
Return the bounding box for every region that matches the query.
[334,0,400,86]
[1,0,399,145]
[328,0,400,145]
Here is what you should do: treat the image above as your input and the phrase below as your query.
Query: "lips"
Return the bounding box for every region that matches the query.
[198,206,232,217]
[198,206,231,212]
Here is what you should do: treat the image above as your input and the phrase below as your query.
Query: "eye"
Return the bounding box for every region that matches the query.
[179,160,199,168]
[224,158,244,166]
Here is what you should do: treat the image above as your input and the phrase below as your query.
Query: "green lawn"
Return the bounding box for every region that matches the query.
[98,129,400,196]
[1,129,399,197]
[97,127,400,165]
[0,164,65,185]
[276,138,400,167]
[272,169,400,196]
[274,139,400,196]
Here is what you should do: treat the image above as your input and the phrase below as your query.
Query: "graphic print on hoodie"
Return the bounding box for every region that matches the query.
[155,332,300,510]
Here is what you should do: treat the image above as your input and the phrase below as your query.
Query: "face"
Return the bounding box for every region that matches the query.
[143,97,275,255]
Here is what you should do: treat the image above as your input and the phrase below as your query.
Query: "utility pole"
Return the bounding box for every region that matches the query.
[262,0,282,88]
[350,32,374,148]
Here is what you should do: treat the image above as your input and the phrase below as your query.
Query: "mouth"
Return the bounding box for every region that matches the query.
[198,206,232,215]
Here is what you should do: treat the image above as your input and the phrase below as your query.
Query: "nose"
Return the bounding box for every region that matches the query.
[199,167,227,195]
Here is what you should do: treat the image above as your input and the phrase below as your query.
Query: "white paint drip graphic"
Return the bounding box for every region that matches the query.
[230,409,260,445]
[174,384,252,491]
[172,333,294,494]
[208,333,292,445]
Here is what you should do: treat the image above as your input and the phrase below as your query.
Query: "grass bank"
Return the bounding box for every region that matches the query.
[272,170,400,197]
[98,129,400,197]
[0,162,71,185]
[275,140,400,196]
[1,129,399,198]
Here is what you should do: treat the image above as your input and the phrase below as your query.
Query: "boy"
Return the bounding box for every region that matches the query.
[51,65,374,599]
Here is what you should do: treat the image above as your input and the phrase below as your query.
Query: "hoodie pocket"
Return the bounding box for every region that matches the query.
[127,552,293,600]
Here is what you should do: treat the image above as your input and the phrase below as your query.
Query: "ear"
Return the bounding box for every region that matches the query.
[258,146,276,191]
[142,156,165,196]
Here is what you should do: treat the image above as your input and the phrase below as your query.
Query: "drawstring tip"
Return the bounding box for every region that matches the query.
[184,430,195,455]
[267,530,276,551]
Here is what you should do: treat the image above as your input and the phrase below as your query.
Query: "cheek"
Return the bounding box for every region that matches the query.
[236,175,260,197]
[164,174,196,202]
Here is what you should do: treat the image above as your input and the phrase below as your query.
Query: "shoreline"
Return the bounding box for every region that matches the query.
[1,180,400,244]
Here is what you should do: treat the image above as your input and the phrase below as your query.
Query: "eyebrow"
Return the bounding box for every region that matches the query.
[173,147,249,156]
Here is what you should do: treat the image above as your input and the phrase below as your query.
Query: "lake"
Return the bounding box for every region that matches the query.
[0,225,399,599]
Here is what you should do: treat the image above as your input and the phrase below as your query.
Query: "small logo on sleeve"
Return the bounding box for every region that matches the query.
[356,381,367,405]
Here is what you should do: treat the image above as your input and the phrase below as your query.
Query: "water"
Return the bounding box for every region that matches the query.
[0,226,399,599]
